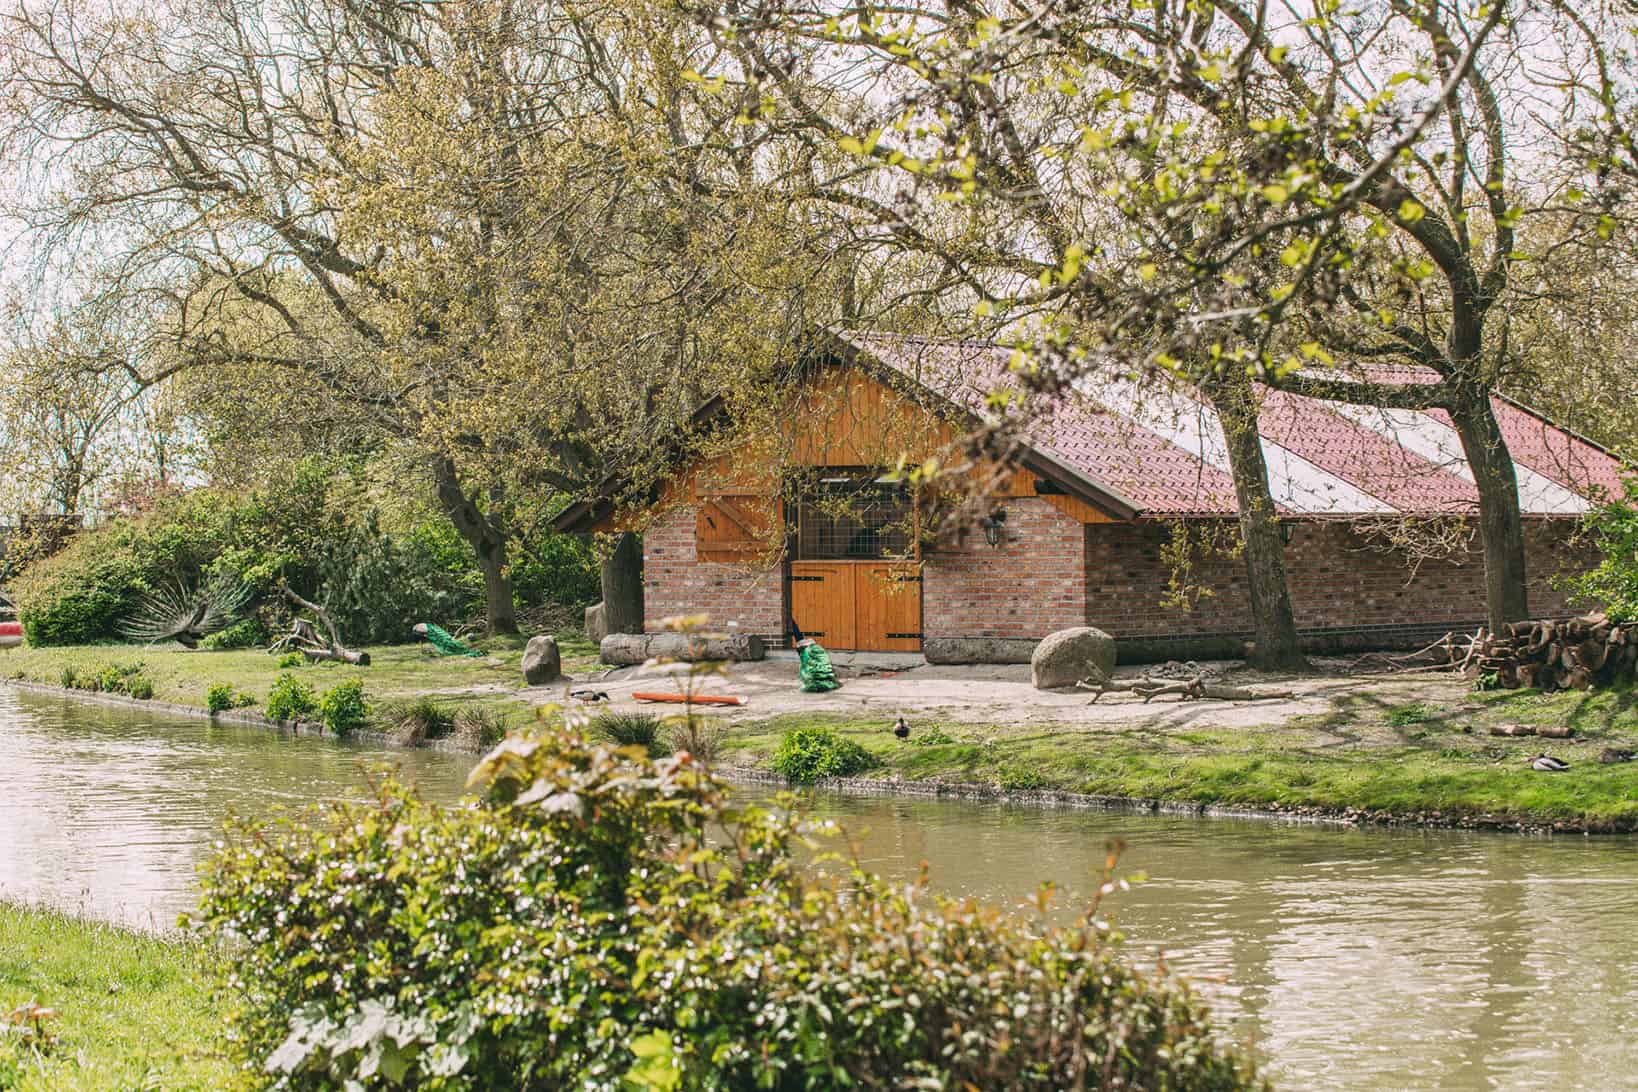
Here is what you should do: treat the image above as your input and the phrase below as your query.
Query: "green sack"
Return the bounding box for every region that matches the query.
[798,641,840,693]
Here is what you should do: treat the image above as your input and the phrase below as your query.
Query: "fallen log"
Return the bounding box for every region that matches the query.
[1075,669,1294,704]
[269,581,370,666]
[600,632,766,666]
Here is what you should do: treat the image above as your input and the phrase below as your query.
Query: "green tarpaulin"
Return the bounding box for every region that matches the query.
[798,641,840,693]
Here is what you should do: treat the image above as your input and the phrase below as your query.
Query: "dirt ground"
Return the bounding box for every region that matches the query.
[531,653,1474,733]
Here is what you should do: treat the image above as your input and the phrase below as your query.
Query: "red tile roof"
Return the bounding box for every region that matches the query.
[839,332,1624,519]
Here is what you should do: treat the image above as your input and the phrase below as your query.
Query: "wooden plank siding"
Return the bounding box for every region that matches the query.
[586,364,1122,534]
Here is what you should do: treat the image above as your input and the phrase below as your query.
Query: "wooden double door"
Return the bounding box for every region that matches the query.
[789,561,922,652]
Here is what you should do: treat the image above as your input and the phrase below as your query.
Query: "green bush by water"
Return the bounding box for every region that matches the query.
[265,673,318,723]
[771,726,879,784]
[317,679,369,737]
[195,728,1260,1090]
[206,682,257,714]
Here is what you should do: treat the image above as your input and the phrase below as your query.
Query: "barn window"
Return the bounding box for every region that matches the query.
[793,473,913,560]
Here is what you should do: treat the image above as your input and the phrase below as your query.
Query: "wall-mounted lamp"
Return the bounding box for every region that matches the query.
[1278,521,1296,545]
[980,507,1009,548]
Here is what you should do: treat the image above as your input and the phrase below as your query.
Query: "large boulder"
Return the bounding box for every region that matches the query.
[522,635,562,685]
[1030,626,1116,690]
[584,602,609,645]
[600,632,766,666]
[923,636,1039,665]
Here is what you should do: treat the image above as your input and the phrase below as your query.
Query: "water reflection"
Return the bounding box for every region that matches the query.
[3,685,1636,1089]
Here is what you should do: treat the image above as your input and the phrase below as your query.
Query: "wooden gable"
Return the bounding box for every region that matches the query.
[576,362,1126,535]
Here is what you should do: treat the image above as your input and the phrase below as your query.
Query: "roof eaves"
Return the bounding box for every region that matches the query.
[829,329,1141,521]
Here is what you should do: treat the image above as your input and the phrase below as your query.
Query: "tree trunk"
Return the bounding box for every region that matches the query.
[1204,374,1308,672]
[600,532,644,635]
[432,456,519,635]
[1448,389,1529,628]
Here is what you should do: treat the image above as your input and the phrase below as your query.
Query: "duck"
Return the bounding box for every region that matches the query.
[892,715,911,740]
[1531,754,1571,772]
[1599,747,1636,765]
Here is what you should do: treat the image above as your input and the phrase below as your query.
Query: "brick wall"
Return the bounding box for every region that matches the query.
[1085,519,1595,656]
[922,497,1086,639]
[640,497,1596,658]
[641,504,784,642]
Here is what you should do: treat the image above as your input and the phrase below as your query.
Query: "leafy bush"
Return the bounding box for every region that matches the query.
[276,652,306,669]
[200,617,268,651]
[58,666,77,689]
[589,711,662,752]
[196,730,1260,1091]
[126,675,155,700]
[509,528,600,606]
[771,726,879,784]
[96,664,126,694]
[317,680,369,737]
[13,533,148,646]
[910,725,957,747]
[265,673,318,723]
[375,697,455,745]
[1571,479,1638,622]
[206,683,256,715]
[11,489,254,646]
[8,460,487,648]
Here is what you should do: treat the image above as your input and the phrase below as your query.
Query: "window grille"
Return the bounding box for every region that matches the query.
[794,476,913,560]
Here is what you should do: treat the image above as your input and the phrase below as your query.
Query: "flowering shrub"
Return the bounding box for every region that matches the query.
[196,730,1261,1090]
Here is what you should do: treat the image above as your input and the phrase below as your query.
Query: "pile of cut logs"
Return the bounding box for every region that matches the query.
[1428,613,1638,691]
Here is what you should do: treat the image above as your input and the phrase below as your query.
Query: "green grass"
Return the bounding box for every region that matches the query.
[0,905,233,1090]
[718,689,1638,829]
[0,632,602,723]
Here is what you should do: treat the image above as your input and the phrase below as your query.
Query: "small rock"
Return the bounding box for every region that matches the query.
[522,635,562,685]
[1489,723,1537,737]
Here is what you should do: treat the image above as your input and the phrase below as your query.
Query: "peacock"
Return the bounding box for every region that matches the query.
[120,574,251,648]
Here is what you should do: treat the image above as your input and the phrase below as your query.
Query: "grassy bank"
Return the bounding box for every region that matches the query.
[0,634,600,721]
[0,905,232,1090]
[719,683,1638,831]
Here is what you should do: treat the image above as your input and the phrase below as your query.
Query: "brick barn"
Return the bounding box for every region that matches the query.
[555,332,1623,662]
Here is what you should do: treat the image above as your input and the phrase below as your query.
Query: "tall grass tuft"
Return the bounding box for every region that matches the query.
[375,697,456,746]
[590,711,663,753]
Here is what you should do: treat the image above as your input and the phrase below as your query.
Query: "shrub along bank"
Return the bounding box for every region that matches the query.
[193,729,1262,1090]
[8,457,599,648]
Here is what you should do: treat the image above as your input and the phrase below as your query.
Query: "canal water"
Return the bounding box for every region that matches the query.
[3,686,1636,1090]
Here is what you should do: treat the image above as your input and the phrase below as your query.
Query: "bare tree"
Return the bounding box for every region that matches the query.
[1,0,838,633]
